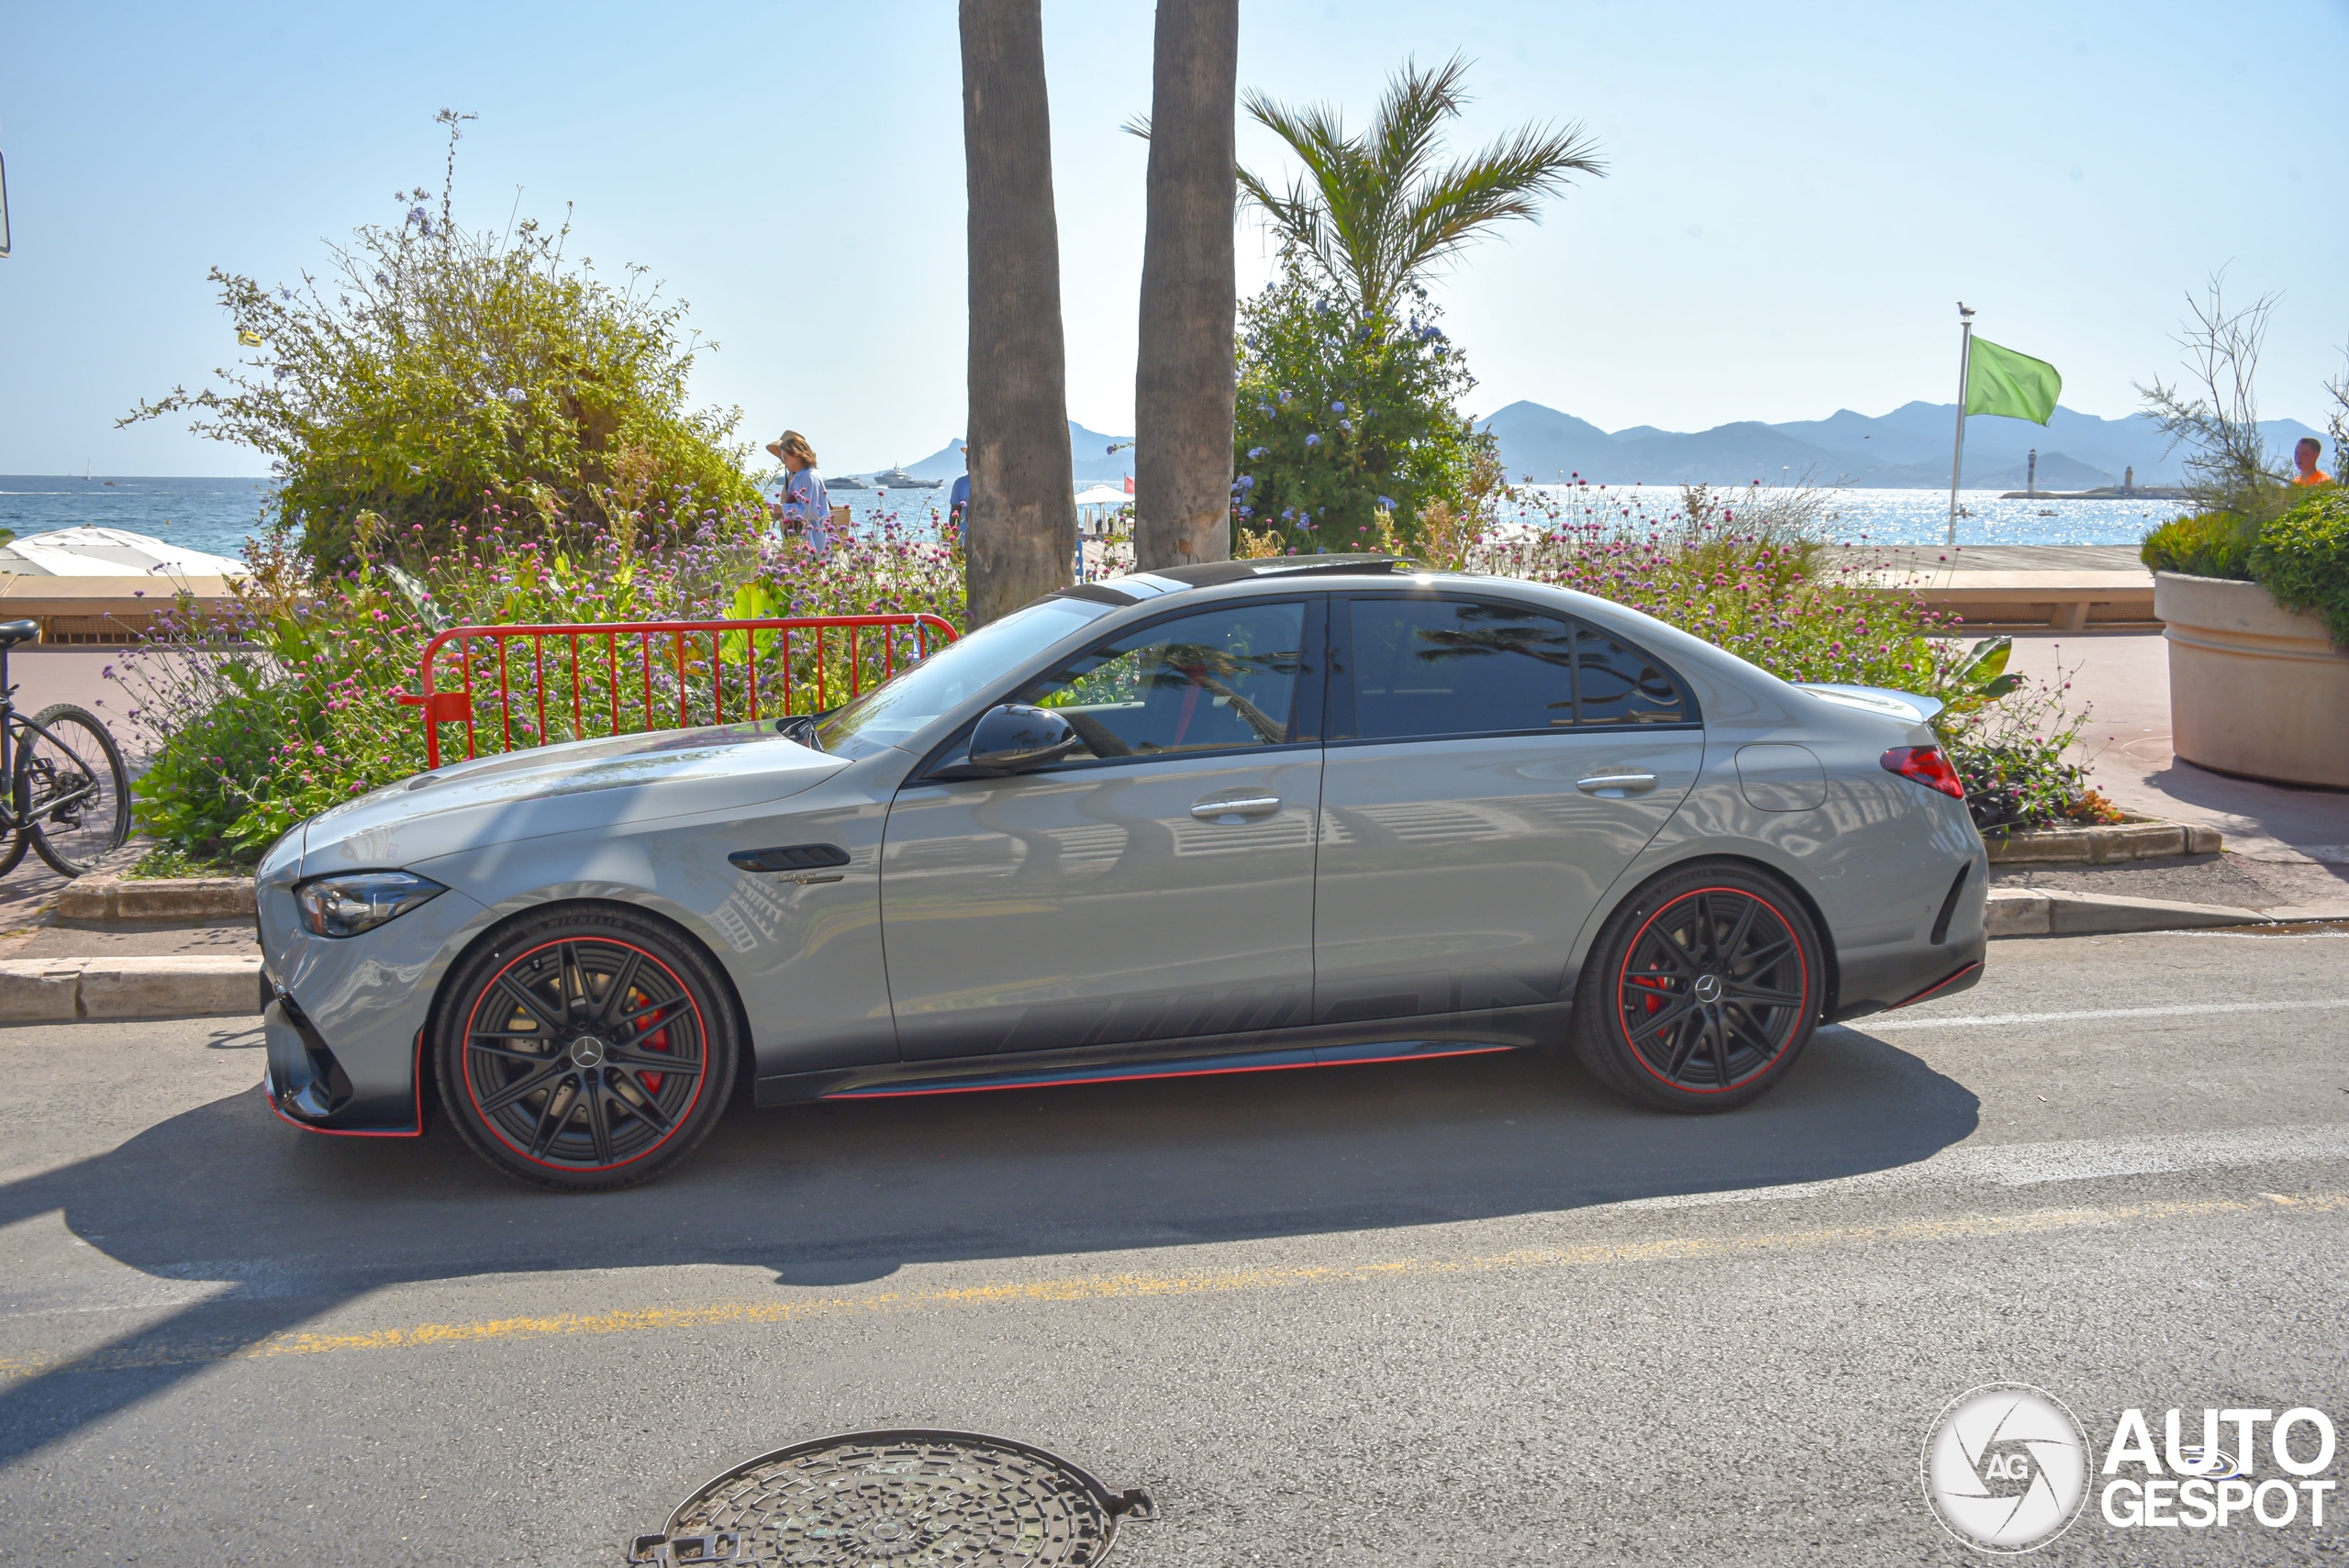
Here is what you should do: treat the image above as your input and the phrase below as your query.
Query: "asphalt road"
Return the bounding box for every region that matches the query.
[3,929,2347,1565]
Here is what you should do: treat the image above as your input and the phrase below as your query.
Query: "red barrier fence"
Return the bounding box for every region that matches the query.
[397,614,960,769]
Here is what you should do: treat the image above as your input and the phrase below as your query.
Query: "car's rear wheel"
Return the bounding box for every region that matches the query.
[1569,862,1823,1113]
[433,904,739,1192]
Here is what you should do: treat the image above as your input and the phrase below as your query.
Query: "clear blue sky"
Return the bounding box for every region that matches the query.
[3,0,2343,476]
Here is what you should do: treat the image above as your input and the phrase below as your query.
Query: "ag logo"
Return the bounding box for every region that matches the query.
[1921,1384,2090,1552]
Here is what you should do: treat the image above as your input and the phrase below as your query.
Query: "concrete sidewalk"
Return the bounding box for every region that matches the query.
[1999,630,2349,915]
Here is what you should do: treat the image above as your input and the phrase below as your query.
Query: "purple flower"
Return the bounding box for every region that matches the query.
[1331,401,1345,412]
[1376,495,1397,509]
[1304,434,1320,448]
[1248,446,1269,460]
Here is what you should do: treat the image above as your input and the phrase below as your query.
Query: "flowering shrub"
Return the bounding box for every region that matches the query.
[121,113,759,567]
[1231,250,1495,555]
[117,503,963,863]
[1942,660,2123,835]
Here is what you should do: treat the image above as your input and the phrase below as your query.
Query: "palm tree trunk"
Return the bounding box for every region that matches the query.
[1133,0,1239,571]
[961,0,1077,625]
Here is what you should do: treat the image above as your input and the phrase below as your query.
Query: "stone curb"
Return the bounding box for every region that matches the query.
[51,873,257,926]
[1985,818,2224,866]
[0,955,263,1021]
[1987,887,2276,939]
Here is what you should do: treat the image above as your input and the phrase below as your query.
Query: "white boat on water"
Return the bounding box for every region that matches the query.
[0,527,248,577]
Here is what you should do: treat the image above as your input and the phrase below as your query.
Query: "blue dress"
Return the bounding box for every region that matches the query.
[779,468,832,557]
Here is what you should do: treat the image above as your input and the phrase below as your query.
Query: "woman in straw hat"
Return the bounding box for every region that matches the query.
[765,429,832,557]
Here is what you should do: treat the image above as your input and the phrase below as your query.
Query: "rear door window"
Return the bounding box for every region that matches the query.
[1341,596,1690,740]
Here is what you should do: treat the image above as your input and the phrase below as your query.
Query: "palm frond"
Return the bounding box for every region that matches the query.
[1239,58,1605,322]
[1395,121,1605,284]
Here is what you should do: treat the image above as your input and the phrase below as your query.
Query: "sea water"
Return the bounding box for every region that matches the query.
[1501,484,2176,547]
[0,475,958,562]
[0,474,2176,559]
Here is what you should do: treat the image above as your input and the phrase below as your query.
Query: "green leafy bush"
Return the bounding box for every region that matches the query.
[1232,252,1496,556]
[2140,512,2258,579]
[123,115,759,567]
[2251,486,2349,645]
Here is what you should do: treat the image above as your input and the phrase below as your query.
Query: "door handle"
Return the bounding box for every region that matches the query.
[1190,794,1281,820]
[1576,772,1659,797]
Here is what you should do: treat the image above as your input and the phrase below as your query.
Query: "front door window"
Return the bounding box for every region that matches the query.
[1013,600,1312,761]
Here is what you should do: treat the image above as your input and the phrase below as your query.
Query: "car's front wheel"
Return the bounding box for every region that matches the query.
[433,904,740,1192]
[1569,862,1824,1113]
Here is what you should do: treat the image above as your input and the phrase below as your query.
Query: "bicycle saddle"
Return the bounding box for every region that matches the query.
[0,620,39,647]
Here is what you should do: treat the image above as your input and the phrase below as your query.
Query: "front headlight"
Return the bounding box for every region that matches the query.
[295,872,447,938]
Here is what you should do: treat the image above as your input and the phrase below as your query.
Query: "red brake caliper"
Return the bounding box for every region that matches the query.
[1627,973,1669,1015]
[628,985,671,1095]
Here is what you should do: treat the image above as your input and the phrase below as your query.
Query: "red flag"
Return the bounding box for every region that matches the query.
[1123,475,1134,495]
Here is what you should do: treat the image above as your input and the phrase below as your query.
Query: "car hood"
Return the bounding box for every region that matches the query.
[299,722,848,874]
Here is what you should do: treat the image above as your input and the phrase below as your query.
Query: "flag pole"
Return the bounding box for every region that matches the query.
[1947,302,1976,546]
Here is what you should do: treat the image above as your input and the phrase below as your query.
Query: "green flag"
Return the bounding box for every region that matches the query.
[1965,335,2061,425]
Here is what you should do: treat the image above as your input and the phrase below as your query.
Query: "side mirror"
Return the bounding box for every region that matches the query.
[967,704,1078,773]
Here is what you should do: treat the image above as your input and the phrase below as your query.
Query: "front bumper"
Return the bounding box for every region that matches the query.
[262,982,426,1135]
[259,879,492,1135]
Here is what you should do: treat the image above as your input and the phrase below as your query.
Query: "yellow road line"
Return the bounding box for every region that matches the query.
[2,1191,2338,1383]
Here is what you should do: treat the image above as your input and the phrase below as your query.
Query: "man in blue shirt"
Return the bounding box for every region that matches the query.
[948,447,970,528]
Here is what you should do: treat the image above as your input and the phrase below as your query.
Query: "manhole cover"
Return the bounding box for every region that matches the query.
[629,1429,1155,1566]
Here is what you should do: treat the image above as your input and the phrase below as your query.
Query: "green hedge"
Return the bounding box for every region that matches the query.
[2251,487,2349,645]
[2143,489,2349,646]
[2140,512,2258,580]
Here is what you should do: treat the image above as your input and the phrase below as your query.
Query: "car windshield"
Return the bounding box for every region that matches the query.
[815,595,1114,758]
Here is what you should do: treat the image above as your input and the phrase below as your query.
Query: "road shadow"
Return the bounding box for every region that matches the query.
[0,1025,1975,1463]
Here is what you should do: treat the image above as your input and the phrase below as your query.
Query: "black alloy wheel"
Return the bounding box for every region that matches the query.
[434,905,739,1192]
[1570,862,1823,1113]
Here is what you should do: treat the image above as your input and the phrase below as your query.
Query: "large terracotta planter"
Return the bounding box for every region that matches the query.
[2155,571,2349,787]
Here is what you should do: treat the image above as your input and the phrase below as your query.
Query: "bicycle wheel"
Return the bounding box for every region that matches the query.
[0,830,25,878]
[19,705,130,878]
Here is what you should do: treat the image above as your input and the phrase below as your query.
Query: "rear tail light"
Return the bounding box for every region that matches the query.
[1882,744,1964,799]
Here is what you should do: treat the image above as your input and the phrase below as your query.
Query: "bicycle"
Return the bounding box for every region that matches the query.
[0,618,130,877]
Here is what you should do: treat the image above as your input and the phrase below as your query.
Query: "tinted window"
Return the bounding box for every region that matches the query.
[817,595,1111,758]
[1574,624,1689,725]
[1013,601,1308,762]
[1346,597,1688,739]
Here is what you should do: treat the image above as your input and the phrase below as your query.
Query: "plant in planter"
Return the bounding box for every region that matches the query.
[2249,486,2349,646]
[2134,276,2349,784]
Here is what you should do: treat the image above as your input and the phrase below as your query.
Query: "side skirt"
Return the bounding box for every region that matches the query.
[752,1004,1568,1107]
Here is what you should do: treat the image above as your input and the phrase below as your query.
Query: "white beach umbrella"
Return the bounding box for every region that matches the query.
[0,527,248,577]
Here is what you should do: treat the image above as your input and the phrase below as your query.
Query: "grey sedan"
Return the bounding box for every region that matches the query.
[258,556,1987,1191]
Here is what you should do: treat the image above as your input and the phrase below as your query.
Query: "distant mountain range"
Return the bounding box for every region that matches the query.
[1476,400,2325,491]
[851,422,1135,485]
[852,401,2328,492]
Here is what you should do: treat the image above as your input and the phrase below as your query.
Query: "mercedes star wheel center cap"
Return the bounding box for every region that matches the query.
[569,1036,607,1068]
[1692,973,1722,1004]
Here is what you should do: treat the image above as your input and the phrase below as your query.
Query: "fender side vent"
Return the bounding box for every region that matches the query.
[729,844,852,873]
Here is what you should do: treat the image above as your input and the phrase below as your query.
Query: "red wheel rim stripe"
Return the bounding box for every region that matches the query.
[1614,886,1810,1095]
